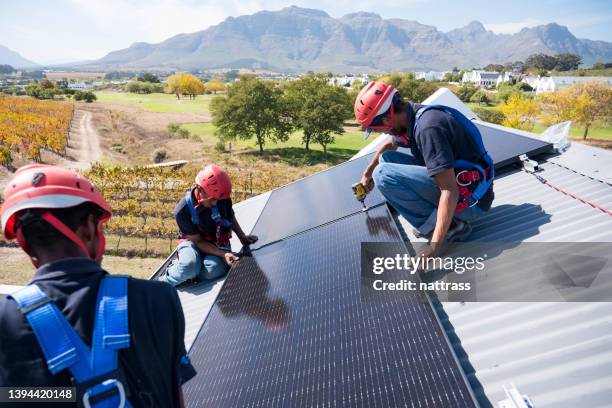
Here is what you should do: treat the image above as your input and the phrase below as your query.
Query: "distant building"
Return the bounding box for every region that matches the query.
[495,72,516,87]
[328,74,370,87]
[414,71,450,81]
[535,76,612,94]
[522,76,540,89]
[68,82,94,90]
[462,70,499,87]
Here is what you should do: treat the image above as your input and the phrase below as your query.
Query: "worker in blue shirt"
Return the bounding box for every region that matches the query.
[355,81,494,257]
[0,164,196,407]
[161,164,257,287]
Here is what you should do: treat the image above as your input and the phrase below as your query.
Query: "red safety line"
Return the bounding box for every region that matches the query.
[528,171,612,216]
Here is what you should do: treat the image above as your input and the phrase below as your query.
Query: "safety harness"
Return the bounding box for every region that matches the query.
[9,276,132,408]
[414,105,495,213]
[184,191,232,246]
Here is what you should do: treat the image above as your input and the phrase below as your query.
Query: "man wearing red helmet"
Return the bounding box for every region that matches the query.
[355,81,494,256]
[0,165,196,407]
[161,164,258,287]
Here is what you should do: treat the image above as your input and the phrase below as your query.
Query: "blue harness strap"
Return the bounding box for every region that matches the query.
[9,276,132,408]
[185,191,200,225]
[415,104,495,206]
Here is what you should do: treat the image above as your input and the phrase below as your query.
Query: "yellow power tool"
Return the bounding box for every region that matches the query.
[352,179,374,211]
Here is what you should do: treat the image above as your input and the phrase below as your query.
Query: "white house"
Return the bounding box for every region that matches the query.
[535,76,612,94]
[521,76,540,89]
[68,82,94,90]
[462,70,499,87]
[495,72,516,87]
[414,71,450,81]
[328,74,370,87]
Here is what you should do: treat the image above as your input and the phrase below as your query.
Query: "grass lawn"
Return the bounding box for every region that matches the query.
[532,122,612,140]
[95,91,213,113]
[0,247,159,285]
[182,122,370,165]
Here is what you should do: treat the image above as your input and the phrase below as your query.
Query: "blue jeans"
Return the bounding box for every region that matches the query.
[373,150,485,235]
[162,240,229,287]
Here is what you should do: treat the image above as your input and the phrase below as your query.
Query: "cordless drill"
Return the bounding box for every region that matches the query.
[352,179,374,211]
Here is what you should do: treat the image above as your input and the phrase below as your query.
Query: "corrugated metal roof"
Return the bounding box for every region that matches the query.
[431,161,612,407]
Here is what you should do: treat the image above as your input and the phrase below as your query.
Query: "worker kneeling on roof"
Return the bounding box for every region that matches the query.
[0,165,196,407]
[356,81,494,256]
[161,164,257,287]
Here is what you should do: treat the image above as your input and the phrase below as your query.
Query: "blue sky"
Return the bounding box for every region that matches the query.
[1,0,610,64]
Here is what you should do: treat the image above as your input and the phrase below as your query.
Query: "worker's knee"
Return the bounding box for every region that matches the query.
[164,242,202,286]
[200,255,229,280]
[373,163,395,193]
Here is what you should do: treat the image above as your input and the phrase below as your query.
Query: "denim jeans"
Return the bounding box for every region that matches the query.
[373,150,485,235]
[162,240,229,287]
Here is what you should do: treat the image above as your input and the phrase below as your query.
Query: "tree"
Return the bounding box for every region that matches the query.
[525,53,558,70]
[554,53,582,71]
[499,94,541,131]
[39,79,54,90]
[540,81,612,139]
[0,64,15,74]
[26,83,42,98]
[377,72,439,102]
[470,89,490,105]
[137,72,160,83]
[211,75,292,154]
[472,107,505,125]
[205,79,225,94]
[484,64,504,72]
[83,91,97,103]
[165,73,205,99]
[284,73,352,152]
[454,83,479,102]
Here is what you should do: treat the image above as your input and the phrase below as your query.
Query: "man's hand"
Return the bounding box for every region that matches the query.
[360,173,374,192]
[414,244,440,272]
[239,234,258,246]
[224,252,240,266]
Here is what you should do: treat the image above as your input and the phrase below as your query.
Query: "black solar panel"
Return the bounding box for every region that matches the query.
[250,153,385,247]
[477,122,553,168]
[184,206,476,407]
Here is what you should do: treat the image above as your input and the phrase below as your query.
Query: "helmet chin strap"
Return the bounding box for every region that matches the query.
[15,212,106,263]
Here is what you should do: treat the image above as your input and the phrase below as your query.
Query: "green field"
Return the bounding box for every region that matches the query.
[183,122,367,149]
[532,123,612,140]
[95,91,213,113]
[182,122,370,165]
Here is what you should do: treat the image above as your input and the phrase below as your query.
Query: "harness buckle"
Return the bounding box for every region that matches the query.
[456,170,472,186]
[82,379,126,408]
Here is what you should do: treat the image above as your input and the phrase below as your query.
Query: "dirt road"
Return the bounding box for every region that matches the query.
[62,109,102,170]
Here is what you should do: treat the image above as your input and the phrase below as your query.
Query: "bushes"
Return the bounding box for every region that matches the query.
[473,107,505,124]
[166,122,190,138]
[152,148,167,163]
[74,91,96,102]
[125,81,164,94]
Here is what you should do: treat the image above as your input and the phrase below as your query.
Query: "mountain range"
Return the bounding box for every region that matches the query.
[0,45,39,68]
[3,6,612,72]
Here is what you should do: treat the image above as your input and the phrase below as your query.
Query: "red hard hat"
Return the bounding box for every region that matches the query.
[195,164,232,200]
[354,81,399,139]
[1,164,111,260]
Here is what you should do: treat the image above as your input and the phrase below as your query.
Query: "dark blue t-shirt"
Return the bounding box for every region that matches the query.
[0,258,196,407]
[393,103,494,210]
[174,189,234,243]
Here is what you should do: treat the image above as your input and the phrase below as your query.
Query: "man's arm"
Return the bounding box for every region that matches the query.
[361,138,396,187]
[430,168,459,253]
[184,234,238,264]
[230,214,257,245]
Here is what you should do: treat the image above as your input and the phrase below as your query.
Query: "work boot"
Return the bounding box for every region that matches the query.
[413,219,472,242]
[445,219,472,242]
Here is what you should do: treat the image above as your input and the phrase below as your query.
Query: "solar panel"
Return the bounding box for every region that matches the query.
[250,153,385,247]
[476,122,553,168]
[184,206,476,407]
